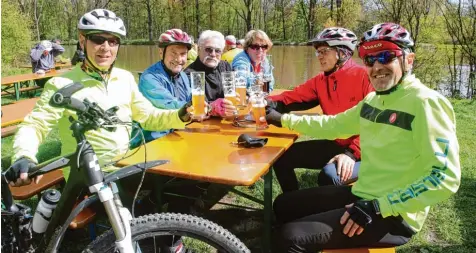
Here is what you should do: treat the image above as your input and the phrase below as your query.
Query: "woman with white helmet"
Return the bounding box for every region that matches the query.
[266,27,374,192]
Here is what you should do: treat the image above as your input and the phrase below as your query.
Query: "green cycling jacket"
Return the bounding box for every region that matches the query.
[12,66,187,174]
[282,74,460,232]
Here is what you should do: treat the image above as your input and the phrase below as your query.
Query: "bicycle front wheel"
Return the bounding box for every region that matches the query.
[83,212,250,253]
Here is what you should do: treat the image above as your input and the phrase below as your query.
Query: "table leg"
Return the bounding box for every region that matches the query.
[152,174,165,213]
[14,82,20,100]
[263,168,273,253]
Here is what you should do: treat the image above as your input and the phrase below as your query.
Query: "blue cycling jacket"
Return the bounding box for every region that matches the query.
[131,61,191,147]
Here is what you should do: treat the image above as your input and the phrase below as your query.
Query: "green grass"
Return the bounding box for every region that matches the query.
[1,99,475,252]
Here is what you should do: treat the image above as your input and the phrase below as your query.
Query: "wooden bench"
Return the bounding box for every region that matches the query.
[9,170,65,200]
[9,170,97,234]
[322,247,396,253]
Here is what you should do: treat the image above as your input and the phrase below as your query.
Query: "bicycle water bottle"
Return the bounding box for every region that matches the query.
[32,189,61,233]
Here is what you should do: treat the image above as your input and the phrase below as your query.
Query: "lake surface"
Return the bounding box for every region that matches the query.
[62,45,472,98]
[63,45,362,88]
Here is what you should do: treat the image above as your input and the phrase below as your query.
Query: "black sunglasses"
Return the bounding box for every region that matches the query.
[204,47,223,54]
[249,44,269,50]
[87,35,120,47]
[363,51,401,67]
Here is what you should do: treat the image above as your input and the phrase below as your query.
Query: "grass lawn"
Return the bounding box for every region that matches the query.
[1,99,475,252]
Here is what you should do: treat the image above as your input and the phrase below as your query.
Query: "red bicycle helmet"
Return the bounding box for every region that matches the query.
[360,23,414,49]
[158,29,192,49]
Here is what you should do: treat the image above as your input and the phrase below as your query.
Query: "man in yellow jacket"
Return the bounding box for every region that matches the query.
[7,9,192,186]
[221,35,242,64]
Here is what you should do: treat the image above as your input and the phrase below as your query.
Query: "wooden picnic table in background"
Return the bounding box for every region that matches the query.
[18,62,73,69]
[1,68,71,100]
[1,97,40,137]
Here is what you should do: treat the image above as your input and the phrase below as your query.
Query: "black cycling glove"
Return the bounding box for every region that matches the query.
[346,199,381,227]
[178,101,192,122]
[265,107,283,127]
[5,157,37,182]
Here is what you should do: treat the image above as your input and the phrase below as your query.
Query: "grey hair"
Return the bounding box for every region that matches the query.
[198,30,225,50]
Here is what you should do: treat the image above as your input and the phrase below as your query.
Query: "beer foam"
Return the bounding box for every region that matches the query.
[192,90,205,95]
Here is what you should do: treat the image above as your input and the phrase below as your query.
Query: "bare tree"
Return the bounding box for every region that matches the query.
[439,0,476,98]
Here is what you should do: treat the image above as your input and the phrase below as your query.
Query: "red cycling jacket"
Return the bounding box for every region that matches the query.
[269,59,374,160]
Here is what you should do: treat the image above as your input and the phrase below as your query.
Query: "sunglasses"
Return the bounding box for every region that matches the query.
[363,51,402,67]
[314,47,334,57]
[249,44,268,50]
[87,35,120,47]
[204,47,223,54]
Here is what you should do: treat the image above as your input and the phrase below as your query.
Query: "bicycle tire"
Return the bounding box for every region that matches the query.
[83,212,250,253]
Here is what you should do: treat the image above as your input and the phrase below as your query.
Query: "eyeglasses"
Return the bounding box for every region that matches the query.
[314,47,334,57]
[363,51,401,67]
[87,35,120,47]
[249,44,269,51]
[204,47,223,54]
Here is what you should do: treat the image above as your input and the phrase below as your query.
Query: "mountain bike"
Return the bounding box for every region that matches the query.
[1,82,250,253]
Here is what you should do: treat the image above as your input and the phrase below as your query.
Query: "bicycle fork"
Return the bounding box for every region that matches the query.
[89,181,134,253]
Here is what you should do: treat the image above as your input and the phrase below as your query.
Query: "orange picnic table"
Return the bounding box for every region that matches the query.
[19,62,72,69]
[117,118,299,252]
[1,68,71,100]
[1,97,39,126]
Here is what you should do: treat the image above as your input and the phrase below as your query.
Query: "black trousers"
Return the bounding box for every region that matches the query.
[272,185,414,252]
[273,140,360,192]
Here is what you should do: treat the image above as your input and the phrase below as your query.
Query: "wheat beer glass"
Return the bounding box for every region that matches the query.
[250,92,268,130]
[235,70,248,108]
[191,72,206,120]
[222,71,238,106]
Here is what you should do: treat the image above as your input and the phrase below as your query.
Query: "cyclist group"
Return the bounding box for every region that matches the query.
[6,8,460,253]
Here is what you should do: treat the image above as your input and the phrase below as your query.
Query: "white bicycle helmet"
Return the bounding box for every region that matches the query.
[310,27,357,51]
[78,9,126,37]
[40,40,53,51]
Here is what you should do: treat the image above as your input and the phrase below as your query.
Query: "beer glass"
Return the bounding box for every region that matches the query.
[261,55,273,93]
[222,71,238,106]
[250,92,268,130]
[235,70,248,108]
[191,72,206,120]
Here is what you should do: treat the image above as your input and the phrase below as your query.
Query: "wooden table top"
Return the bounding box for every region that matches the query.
[1,68,71,85]
[1,98,40,127]
[19,62,72,69]
[116,118,299,186]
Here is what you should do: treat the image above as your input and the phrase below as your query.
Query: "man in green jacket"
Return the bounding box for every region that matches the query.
[266,23,460,252]
[6,9,192,186]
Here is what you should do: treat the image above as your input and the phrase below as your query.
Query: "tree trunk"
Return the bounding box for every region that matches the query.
[308,0,316,39]
[146,0,153,41]
[195,0,200,37]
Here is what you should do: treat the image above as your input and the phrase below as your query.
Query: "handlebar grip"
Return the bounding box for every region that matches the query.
[28,164,44,178]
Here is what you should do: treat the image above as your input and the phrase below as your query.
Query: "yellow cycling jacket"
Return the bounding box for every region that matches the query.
[12,66,187,173]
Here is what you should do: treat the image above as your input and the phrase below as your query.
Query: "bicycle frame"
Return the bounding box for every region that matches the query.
[1,119,168,253]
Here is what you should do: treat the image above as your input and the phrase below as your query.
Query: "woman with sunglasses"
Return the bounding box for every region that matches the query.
[267,27,374,192]
[263,23,460,253]
[231,29,274,92]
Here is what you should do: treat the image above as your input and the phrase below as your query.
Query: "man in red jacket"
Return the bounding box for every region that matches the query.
[268,27,374,191]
